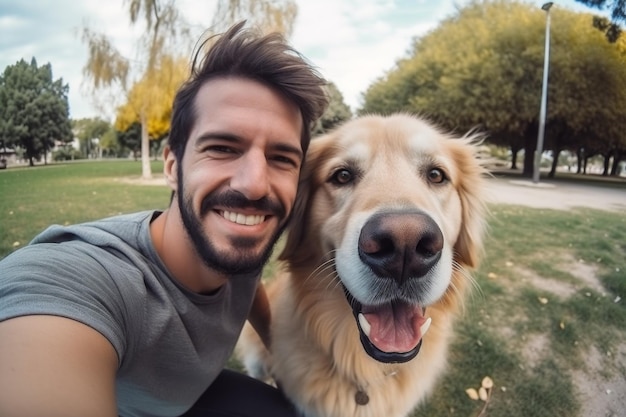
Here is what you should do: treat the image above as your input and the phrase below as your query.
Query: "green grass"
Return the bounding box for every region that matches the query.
[0,160,170,257]
[410,205,626,417]
[1,161,624,416]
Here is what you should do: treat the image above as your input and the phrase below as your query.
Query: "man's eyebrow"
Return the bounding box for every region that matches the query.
[194,131,242,145]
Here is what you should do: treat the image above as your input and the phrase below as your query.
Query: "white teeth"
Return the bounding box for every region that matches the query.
[358,313,371,337]
[420,317,432,338]
[222,210,265,226]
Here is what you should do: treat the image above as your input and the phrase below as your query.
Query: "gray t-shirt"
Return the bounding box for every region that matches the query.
[0,211,259,417]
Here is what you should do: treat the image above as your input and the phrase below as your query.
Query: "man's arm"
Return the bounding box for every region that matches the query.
[0,315,118,417]
[248,283,272,350]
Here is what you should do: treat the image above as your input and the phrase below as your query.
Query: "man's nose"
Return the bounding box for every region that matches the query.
[230,151,270,201]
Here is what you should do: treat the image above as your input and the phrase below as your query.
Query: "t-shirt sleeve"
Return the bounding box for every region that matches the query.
[0,241,140,365]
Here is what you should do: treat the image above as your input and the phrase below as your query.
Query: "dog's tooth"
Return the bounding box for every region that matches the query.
[420,317,432,338]
[358,313,371,337]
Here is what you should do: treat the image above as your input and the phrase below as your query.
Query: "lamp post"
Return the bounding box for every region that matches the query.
[533,1,553,184]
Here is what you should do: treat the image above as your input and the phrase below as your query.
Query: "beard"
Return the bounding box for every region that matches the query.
[177,168,289,276]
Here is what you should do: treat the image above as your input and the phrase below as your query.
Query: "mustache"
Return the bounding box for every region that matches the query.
[200,190,286,218]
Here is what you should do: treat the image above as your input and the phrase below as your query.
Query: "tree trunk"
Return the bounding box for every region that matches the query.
[576,148,583,174]
[548,148,560,178]
[602,153,611,176]
[610,151,623,176]
[511,147,519,170]
[140,110,152,180]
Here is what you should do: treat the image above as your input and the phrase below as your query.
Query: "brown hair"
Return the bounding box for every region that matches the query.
[168,21,329,159]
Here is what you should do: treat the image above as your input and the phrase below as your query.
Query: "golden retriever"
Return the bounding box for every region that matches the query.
[237,113,487,417]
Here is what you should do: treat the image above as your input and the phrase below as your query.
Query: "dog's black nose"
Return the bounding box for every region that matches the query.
[358,210,443,284]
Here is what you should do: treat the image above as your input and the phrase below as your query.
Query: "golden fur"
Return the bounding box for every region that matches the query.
[237,114,487,417]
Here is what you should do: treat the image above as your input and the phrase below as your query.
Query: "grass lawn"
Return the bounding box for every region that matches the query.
[1,161,625,416]
[0,160,170,256]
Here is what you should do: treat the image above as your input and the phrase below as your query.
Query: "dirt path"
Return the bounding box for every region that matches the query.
[485,177,626,212]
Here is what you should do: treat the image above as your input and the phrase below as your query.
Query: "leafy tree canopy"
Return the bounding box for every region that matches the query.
[0,58,72,166]
[73,117,111,142]
[117,121,142,160]
[72,117,112,158]
[114,54,188,143]
[312,82,353,135]
[360,0,626,177]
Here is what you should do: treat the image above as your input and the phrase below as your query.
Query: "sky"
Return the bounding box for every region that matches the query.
[0,0,598,121]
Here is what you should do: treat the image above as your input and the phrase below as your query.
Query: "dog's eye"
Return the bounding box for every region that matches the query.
[427,168,446,184]
[331,169,354,185]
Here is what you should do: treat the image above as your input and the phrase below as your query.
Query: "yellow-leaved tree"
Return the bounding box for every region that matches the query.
[82,0,188,179]
[115,54,188,155]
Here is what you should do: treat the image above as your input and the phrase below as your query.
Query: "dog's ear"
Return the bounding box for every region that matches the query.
[450,137,488,269]
[279,133,335,264]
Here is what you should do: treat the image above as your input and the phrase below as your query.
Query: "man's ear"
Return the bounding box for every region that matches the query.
[163,146,178,192]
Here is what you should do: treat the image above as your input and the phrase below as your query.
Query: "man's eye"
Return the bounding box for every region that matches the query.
[206,146,235,154]
[271,155,298,167]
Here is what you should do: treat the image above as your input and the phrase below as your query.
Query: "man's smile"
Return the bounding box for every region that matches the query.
[220,210,266,226]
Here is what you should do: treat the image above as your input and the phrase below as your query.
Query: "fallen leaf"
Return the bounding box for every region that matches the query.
[479,387,488,401]
[487,272,497,279]
[559,321,565,329]
[466,388,479,400]
[538,297,548,304]
[12,241,20,247]
[481,376,494,389]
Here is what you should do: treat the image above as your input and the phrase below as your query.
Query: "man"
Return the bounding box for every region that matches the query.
[0,22,328,417]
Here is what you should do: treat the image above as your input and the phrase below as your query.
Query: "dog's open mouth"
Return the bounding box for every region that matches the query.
[344,287,431,363]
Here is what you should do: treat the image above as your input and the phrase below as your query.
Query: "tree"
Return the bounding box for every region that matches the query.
[82,0,188,179]
[574,0,625,41]
[117,122,142,160]
[73,117,112,159]
[0,58,72,166]
[360,0,626,178]
[114,54,188,160]
[312,82,352,135]
[99,127,122,158]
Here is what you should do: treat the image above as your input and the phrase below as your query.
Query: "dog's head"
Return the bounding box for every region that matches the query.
[281,113,487,363]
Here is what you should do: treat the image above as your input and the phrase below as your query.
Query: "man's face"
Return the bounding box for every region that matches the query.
[171,77,303,275]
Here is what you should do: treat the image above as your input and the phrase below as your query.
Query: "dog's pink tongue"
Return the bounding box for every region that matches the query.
[362,302,425,353]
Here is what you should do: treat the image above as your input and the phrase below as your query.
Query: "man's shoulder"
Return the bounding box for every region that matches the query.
[32,210,157,247]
